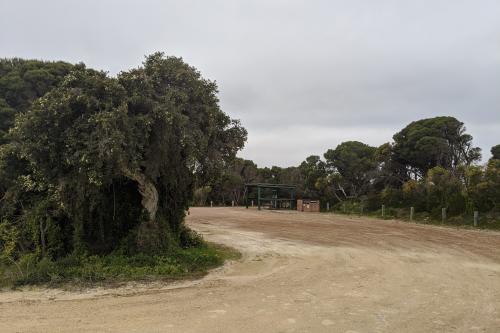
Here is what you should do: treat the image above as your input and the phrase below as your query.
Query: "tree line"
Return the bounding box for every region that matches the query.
[202,117,499,227]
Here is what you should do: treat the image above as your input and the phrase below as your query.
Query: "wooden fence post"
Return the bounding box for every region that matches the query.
[474,211,478,227]
[442,208,446,224]
[410,207,414,221]
[257,187,261,211]
[381,204,385,218]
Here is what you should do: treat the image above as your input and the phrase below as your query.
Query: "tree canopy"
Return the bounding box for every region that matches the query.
[0,53,246,259]
[491,145,500,160]
[392,116,481,178]
[324,141,377,199]
[203,116,498,226]
[0,58,74,144]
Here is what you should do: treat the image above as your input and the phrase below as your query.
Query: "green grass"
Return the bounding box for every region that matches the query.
[0,243,240,289]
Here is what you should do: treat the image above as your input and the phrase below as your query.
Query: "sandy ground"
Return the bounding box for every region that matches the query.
[1,207,500,333]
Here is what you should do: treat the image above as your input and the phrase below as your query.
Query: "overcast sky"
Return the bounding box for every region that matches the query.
[1,0,499,167]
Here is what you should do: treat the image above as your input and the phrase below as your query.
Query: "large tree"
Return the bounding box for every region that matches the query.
[4,53,246,257]
[298,155,327,198]
[392,116,481,178]
[324,141,377,199]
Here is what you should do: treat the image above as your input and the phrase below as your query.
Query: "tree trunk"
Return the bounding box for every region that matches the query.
[122,168,163,252]
[122,169,159,221]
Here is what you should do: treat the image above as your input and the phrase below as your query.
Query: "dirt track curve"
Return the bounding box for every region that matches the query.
[1,207,500,332]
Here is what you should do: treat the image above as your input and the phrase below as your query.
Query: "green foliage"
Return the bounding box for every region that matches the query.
[373,142,407,188]
[471,160,500,212]
[392,116,481,178]
[0,243,239,287]
[299,155,325,190]
[0,54,246,269]
[381,186,405,208]
[324,141,377,199]
[425,167,466,216]
[0,58,74,144]
[334,160,499,228]
[193,186,212,206]
[203,116,497,230]
[179,225,205,248]
[205,116,496,227]
[332,200,365,215]
[0,219,19,263]
[491,145,500,160]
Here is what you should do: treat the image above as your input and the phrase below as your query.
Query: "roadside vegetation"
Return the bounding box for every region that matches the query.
[331,201,500,230]
[0,55,246,288]
[0,242,240,288]
[200,117,499,229]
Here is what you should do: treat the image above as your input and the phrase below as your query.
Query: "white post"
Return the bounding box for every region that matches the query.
[326,202,330,211]
[442,208,446,224]
[382,204,385,217]
[251,200,254,207]
[410,207,414,221]
[474,211,478,227]
[232,200,234,207]
[210,201,213,208]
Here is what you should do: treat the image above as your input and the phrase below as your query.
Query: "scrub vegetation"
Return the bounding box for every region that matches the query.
[0,54,246,287]
[202,117,499,228]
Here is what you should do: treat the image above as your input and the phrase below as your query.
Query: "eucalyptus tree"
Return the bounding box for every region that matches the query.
[392,116,481,178]
[324,141,377,200]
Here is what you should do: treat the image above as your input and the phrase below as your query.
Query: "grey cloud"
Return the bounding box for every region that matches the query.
[1,0,499,166]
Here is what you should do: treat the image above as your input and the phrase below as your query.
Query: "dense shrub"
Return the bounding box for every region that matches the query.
[0,54,246,285]
[0,54,246,263]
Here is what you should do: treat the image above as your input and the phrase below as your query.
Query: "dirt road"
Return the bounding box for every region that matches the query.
[1,207,500,332]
